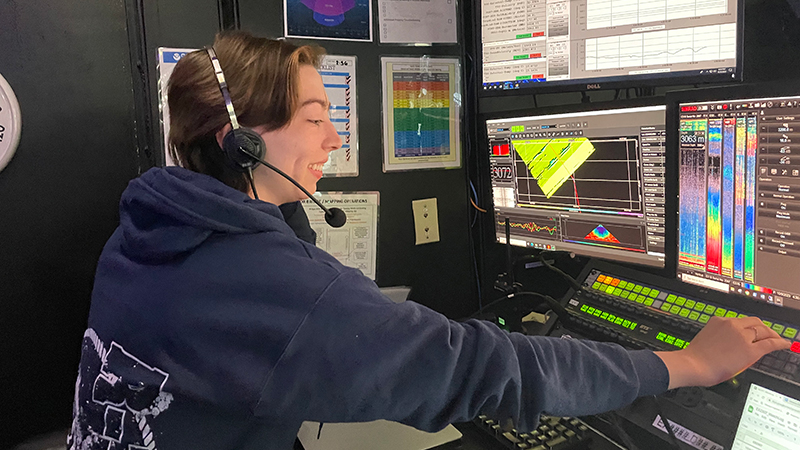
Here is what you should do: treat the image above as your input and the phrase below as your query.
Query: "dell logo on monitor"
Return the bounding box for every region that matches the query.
[586,84,602,90]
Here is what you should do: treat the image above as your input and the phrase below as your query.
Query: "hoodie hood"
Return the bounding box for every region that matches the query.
[119,167,295,263]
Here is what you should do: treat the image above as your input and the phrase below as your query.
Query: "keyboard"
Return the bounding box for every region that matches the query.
[473,414,592,450]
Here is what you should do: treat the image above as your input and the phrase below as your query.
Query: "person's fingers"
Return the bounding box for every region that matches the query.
[753,336,792,354]
[746,324,780,342]
[739,316,770,329]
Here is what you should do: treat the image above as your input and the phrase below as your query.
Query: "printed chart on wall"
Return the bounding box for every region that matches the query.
[377,0,457,44]
[157,47,197,166]
[285,0,372,41]
[320,55,358,177]
[302,192,379,279]
[381,57,461,172]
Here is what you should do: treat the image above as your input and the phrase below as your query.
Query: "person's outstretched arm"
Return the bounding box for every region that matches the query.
[656,316,791,389]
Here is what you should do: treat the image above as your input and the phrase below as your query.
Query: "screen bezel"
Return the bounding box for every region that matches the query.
[474,0,745,97]
[478,98,678,278]
[666,82,800,308]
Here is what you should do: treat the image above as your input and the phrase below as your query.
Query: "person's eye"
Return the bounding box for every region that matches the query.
[309,119,324,126]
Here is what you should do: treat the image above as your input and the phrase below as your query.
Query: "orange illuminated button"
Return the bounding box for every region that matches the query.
[791,342,800,353]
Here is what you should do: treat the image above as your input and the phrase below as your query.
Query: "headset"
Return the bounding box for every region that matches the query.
[204,46,347,227]
[205,47,265,174]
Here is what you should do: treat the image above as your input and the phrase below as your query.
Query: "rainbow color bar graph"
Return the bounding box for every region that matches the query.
[392,73,450,157]
[721,118,735,277]
[733,118,746,279]
[745,117,757,282]
[679,120,708,269]
[706,119,722,274]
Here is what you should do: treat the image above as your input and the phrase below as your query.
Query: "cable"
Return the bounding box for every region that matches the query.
[652,395,684,450]
[470,197,487,213]
[247,167,259,200]
[533,250,582,291]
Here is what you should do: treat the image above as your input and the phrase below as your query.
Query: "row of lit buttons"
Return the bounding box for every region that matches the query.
[593,273,799,339]
[578,304,638,330]
[655,332,691,349]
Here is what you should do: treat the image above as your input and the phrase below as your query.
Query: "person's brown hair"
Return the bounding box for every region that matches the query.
[168,31,324,192]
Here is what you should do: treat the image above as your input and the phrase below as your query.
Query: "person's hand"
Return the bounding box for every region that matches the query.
[655,316,791,389]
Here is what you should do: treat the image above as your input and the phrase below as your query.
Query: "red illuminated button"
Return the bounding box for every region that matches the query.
[791,342,800,353]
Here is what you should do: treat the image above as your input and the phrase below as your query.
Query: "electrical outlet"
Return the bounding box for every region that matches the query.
[412,198,440,245]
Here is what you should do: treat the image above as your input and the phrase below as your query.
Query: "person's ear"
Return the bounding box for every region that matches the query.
[215,123,233,149]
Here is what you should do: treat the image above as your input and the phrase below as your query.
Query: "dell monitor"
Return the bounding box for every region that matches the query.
[670,86,800,310]
[479,0,743,94]
[485,102,670,269]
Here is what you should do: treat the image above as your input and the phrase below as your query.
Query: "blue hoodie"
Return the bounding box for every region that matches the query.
[69,167,669,450]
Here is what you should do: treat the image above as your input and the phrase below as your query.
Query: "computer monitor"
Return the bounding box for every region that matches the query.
[478,0,743,94]
[670,86,800,310]
[484,102,671,269]
[731,383,800,450]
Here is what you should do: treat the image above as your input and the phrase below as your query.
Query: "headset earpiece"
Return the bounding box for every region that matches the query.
[221,127,266,173]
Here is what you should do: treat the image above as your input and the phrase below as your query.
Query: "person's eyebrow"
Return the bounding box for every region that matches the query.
[300,98,330,110]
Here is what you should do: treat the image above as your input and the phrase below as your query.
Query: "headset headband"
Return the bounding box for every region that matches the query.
[205,47,240,130]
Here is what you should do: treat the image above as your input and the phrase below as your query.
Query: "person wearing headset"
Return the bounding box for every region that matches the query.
[68,31,790,450]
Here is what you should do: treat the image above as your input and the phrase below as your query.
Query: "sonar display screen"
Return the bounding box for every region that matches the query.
[487,105,666,268]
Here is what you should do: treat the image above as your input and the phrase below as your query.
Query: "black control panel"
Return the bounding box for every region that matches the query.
[554,259,800,449]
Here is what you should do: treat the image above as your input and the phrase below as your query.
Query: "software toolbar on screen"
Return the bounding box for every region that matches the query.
[481,0,740,92]
[678,96,800,310]
[487,105,666,268]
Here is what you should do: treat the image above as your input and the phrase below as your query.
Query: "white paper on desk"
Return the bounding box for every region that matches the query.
[302,192,379,280]
[378,0,457,44]
[297,420,462,450]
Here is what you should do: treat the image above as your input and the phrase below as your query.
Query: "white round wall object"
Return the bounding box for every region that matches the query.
[0,73,22,173]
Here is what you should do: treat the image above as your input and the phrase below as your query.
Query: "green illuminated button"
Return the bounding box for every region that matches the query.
[714,308,727,317]
[699,314,711,324]
[694,302,706,311]
[592,282,602,290]
[665,336,676,345]
[613,288,623,296]
[649,289,660,298]
[644,298,654,307]
[738,313,748,318]
[622,320,631,328]
[587,307,596,314]
[670,305,682,315]
[656,332,666,341]
[601,312,609,320]
[641,287,652,296]
[636,295,646,303]
[679,308,691,318]
[784,328,797,339]
[725,311,738,318]
[666,294,677,303]
[689,311,700,321]
[675,297,687,306]
[685,300,696,309]
[608,314,617,322]
[633,285,643,293]
[773,324,786,334]
[621,291,630,299]
[580,304,588,312]
[606,285,615,294]
[614,318,624,325]
[675,339,685,347]
[630,322,638,330]
[513,54,530,60]
[516,33,532,39]
[763,320,773,328]
[594,309,602,317]
[661,303,672,312]
[618,281,629,290]
[704,305,716,315]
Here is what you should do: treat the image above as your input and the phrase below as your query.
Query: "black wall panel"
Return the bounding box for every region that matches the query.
[0,1,218,447]
[239,1,480,318]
